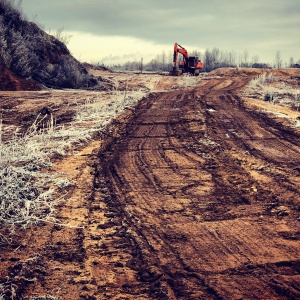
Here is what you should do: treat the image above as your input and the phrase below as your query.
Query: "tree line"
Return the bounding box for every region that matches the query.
[103,48,300,73]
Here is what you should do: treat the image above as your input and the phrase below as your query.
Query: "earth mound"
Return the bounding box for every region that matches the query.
[209,67,300,78]
[0,0,98,90]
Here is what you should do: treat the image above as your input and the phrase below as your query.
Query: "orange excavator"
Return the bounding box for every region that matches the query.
[171,43,203,76]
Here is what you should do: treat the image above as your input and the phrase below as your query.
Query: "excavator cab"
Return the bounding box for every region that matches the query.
[188,56,199,68]
[187,56,203,75]
[171,43,203,76]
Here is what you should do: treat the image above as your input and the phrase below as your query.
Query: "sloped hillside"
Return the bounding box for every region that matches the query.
[0,0,98,90]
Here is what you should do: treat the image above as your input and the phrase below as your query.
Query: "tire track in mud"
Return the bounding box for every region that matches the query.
[2,74,299,300]
[91,77,300,299]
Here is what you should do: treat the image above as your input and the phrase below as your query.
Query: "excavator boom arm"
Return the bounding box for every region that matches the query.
[173,43,189,68]
[174,43,189,60]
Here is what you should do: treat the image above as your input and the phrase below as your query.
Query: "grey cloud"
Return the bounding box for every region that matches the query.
[22,0,300,61]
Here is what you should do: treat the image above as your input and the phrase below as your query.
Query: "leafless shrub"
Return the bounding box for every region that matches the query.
[248,73,267,88]
[295,90,300,111]
[49,27,72,45]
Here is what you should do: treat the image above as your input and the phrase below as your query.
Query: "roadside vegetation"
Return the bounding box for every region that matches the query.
[245,72,300,127]
[246,73,300,108]
[0,85,147,237]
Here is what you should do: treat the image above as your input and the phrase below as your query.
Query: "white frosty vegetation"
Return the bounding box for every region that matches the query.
[0,88,147,234]
[183,74,201,88]
[247,73,300,106]
[245,73,300,127]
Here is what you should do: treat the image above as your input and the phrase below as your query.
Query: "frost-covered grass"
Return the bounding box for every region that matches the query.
[0,254,61,299]
[244,73,300,128]
[0,87,147,233]
[29,296,61,300]
[247,73,275,88]
[0,282,17,300]
[246,73,300,108]
[0,283,61,300]
[0,166,56,228]
[76,89,145,123]
[0,284,5,300]
[183,74,201,88]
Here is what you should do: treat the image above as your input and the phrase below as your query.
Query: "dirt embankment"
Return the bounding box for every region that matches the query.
[0,65,41,91]
[1,69,300,299]
[209,67,300,78]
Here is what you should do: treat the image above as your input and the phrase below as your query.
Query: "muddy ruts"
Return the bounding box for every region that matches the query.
[95,78,300,299]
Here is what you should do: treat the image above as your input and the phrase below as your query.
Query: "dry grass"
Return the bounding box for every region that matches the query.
[0,84,147,234]
[243,72,300,128]
[246,72,300,107]
[0,73,198,234]
[247,73,300,107]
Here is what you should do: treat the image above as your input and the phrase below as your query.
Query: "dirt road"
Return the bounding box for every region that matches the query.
[1,71,300,299]
[91,76,300,299]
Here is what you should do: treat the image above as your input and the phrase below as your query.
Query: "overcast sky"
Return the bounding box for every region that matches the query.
[21,0,300,65]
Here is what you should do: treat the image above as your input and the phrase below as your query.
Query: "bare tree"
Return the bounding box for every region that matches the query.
[275,50,283,68]
[228,51,237,66]
[140,57,143,73]
[241,50,249,67]
[50,27,73,45]
[289,57,294,67]
[251,55,260,66]
[161,50,166,71]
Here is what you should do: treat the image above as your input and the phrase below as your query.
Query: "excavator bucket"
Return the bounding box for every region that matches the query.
[170,67,182,76]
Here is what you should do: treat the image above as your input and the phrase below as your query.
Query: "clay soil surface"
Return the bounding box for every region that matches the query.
[1,68,300,299]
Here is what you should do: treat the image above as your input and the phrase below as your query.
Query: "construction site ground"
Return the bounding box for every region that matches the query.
[1,68,300,299]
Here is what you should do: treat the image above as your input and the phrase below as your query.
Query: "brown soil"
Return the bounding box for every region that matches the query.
[0,65,41,91]
[1,68,300,300]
